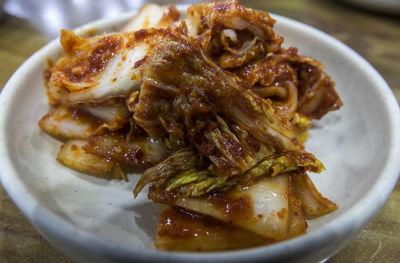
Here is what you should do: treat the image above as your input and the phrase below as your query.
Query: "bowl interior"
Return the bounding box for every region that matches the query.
[1,7,399,261]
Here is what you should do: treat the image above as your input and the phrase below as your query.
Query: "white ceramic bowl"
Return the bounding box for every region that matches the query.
[1,6,400,263]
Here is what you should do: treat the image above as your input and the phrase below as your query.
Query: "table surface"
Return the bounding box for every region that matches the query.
[0,0,399,262]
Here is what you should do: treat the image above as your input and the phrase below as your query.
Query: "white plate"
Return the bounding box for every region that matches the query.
[1,5,399,263]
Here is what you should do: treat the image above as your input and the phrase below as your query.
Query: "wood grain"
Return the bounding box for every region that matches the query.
[0,0,399,262]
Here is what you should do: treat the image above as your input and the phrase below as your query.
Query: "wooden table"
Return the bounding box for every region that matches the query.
[0,0,399,262]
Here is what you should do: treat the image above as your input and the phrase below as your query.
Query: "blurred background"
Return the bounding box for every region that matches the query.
[1,0,400,39]
[0,0,399,262]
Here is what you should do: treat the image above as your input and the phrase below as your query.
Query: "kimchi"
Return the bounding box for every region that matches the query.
[39,0,342,251]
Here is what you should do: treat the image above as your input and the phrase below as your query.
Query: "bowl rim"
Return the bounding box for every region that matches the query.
[1,6,400,262]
